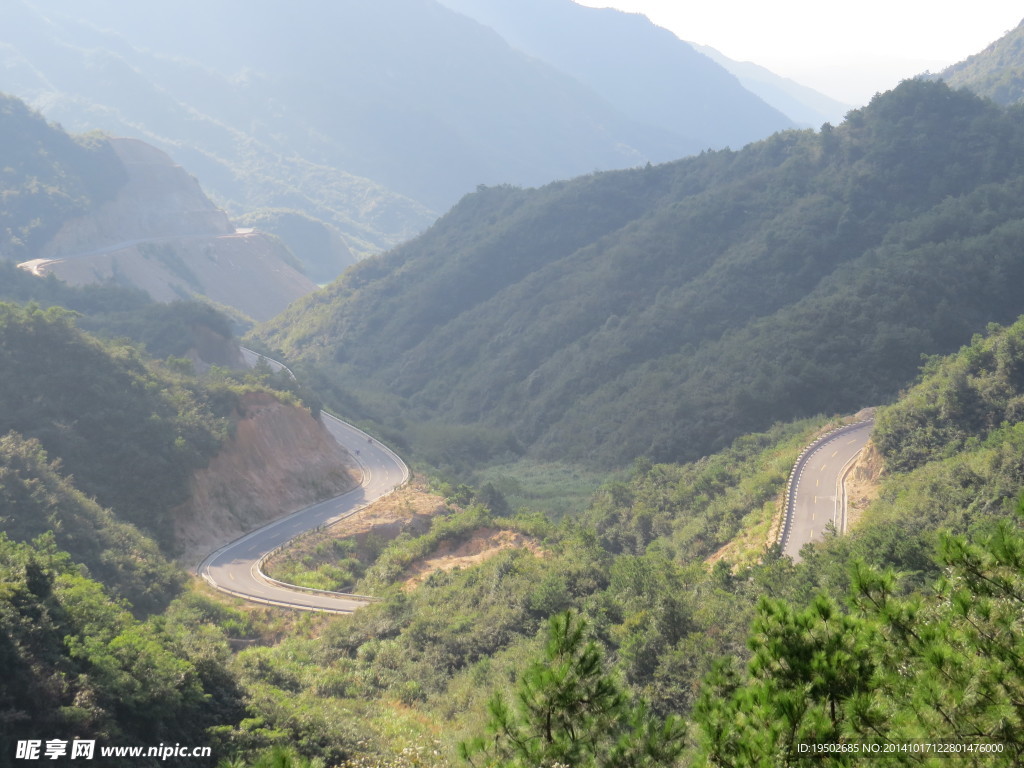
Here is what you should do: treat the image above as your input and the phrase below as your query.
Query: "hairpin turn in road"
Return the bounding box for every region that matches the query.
[198,353,409,613]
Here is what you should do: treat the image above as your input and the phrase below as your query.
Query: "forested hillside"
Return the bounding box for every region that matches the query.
[0,433,181,612]
[0,260,243,363]
[933,17,1024,105]
[0,534,245,765]
[0,304,262,763]
[5,8,1024,765]
[691,318,1024,765]
[6,228,1024,767]
[4,307,1022,766]
[255,79,1024,470]
[0,303,235,546]
[0,93,126,261]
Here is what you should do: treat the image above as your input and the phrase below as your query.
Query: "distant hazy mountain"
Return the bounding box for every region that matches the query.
[0,92,314,319]
[436,0,794,149]
[690,43,852,127]
[930,17,1024,105]
[3,0,709,266]
[235,209,359,286]
[0,0,438,260]
[0,92,125,262]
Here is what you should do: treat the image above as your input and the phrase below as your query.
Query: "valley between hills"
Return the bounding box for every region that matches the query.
[197,363,871,612]
[2,4,1024,767]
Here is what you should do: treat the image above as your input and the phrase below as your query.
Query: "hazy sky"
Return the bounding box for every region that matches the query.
[574,1,1022,105]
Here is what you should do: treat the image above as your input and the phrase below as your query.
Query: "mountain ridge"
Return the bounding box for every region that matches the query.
[253,80,1024,470]
[691,42,851,126]
[6,0,806,274]
[931,17,1024,105]
[435,0,794,148]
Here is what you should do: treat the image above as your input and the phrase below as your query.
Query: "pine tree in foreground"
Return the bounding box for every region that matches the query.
[460,610,686,768]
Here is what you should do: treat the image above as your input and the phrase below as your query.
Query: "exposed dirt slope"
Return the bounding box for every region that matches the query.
[844,440,884,530]
[263,480,446,572]
[263,480,545,593]
[176,391,360,563]
[402,527,545,590]
[22,138,315,320]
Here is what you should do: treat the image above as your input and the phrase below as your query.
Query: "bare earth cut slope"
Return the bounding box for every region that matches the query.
[20,138,315,320]
[176,391,361,564]
[402,528,545,590]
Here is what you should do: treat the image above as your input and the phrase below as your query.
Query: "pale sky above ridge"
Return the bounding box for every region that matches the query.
[574,1,1023,105]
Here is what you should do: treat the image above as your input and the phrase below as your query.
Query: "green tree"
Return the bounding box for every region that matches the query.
[844,521,1024,764]
[460,610,685,768]
[695,501,1024,767]
[695,594,877,767]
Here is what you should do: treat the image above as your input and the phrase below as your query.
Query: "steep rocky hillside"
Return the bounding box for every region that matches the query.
[20,138,315,320]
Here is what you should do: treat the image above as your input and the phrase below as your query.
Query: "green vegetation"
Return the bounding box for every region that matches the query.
[875,317,1024,472]
[6,302,1024,767]
[7,50,1024,766]
[222,319,1024,766]
[224,418,815,763]
[0,94,126,261]
[583,418,828,563]
[0,225,244,363]
[933,19,1024,105]
[255,79,1024,472]
[0,295,349,764]
[460,611,685,768]
[682,319,1024,764]
[695,513,1024,766]
[0,302,233,545]
[470,459,615,520]
[0,536,244,766]
[217,747,321,768]
[0,433,181,612]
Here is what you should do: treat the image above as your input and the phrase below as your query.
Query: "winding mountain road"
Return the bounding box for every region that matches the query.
[198,352,409,613]
[780,419,873,561]
[207,352,867,603]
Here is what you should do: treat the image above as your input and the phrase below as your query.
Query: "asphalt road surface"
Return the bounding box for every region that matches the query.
[239,347,294,377]
[781,420,873,562]
[197,411,409,613]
